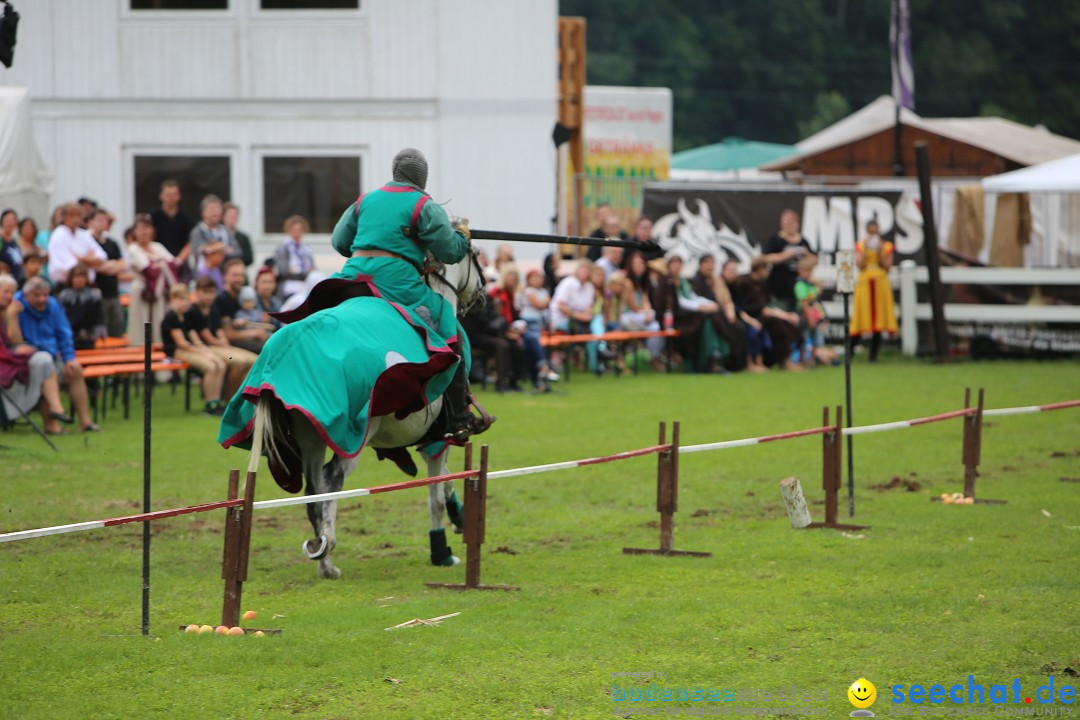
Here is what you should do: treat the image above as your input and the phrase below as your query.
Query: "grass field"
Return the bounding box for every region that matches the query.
[1,359,1079,719]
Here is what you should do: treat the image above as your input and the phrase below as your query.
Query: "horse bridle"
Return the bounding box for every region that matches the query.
[425,244,486,316]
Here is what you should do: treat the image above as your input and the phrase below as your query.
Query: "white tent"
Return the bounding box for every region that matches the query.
[0,87,53,223]
[982,153,1080,267]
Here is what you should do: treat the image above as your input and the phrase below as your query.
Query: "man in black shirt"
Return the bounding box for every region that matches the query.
[223,202,254,268]
[87,209,128,337]
[586,206,628,261]
[149,179,195,274]
[210,258,266,354]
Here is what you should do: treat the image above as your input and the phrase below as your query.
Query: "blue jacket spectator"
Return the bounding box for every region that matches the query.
[16,287,76,362]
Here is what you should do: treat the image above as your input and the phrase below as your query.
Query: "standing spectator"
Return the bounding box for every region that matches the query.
[632,216,663,261]
[222,202,254,268]
[86,209,129,338]
[850,220,898,362]
[0,209,22,284]
[730,257,801,371]
[189,194,241,273]
[195,241,227,293]
[211,258,267,354]
[761,209,815,312]
[1,274,74,434]
[15,277,99,432]
[17,217,38,259]
[160,284,227,416]
[691,253,748,372]
[273,215,315,301]
[127,214,179,345]
[191,275,257,398]
[47,203,107,289]
[587,213,628,262]
[58,264,106,350]
[149,180,195,275]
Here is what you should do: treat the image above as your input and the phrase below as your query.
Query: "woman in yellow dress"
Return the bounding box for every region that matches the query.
[850,220,898,362]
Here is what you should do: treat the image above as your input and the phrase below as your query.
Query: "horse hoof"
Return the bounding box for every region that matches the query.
[303,535,328,560]
[439,555,460,567]
[319,563,342,580]
[452,525,463,535]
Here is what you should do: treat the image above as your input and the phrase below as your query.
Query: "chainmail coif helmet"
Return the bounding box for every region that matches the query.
[392,147,429,190]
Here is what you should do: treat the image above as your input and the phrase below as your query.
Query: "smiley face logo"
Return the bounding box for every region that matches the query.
[848,678,877,709]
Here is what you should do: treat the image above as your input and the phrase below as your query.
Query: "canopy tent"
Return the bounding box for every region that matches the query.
[670,137,791,182]
[0,87,53,222]
[981,153,1080,267]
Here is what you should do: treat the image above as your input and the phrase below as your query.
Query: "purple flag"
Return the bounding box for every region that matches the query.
[890,0,914,110]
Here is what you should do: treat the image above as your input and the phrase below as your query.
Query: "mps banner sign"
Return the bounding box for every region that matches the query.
[641,184,924,271]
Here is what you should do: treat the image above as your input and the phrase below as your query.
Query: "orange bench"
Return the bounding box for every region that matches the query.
[77,358,193,421]
[540,328,680,379]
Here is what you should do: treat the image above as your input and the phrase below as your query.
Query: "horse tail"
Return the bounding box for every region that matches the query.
[250,391,294,476]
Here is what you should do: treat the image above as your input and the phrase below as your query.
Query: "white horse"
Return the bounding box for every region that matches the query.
[246,251,486,579]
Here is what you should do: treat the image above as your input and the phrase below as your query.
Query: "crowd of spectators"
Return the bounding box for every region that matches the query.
[0,180,321,429]
[0,187,850,432]
[460,206,842,392]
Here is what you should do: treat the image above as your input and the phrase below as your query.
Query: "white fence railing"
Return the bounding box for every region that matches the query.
[813,262,1080,355]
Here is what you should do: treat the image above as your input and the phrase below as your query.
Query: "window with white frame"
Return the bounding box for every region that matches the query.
[130,0,228,9]
[262,156,361,234]
[260,0,359,8]
[134,155,232,220]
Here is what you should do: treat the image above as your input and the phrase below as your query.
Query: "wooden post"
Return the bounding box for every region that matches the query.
[427,444,519,591]
[808,406,869,530]
[623,421,711,557]
[961,387,996,503]
[220,469,241,627]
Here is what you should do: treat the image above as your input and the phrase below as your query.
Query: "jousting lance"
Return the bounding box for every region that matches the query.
[467,228,661,254]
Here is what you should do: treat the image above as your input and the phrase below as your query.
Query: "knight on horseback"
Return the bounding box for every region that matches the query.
[328,147,493,443]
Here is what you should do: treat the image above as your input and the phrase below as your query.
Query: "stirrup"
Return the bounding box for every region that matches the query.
[443,396,496,444]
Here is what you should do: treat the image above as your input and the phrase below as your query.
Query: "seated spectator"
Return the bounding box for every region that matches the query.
[234,286,276,334]
[551,260,596,334]
[516,269,558,388]
[48,203,107,289]
[621,251,664,364]
[274,215,315,301]
[493,243,515,277]
[1,274,74,434]
[596,245,623,280]
[794,256,838,367]
[654,255,727,373]
[460,294,528,392]
[161,284,227,416]
[211,258,267,354]
[192,275,258,398]
[586,205,627,261]
[58,264,107,350]
[729,257,801,371]
[253,266,283,330]
[194,241,227,293]
[720,259,768,373]
[19,249,48,289]
[127,214,179,345]
[690,254,748,373]
[0,209,23,284]
[15,277,99,432]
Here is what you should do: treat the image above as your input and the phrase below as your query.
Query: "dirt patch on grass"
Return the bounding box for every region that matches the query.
[493,545,517,555]
[1060,477,1080,484]
[870,476,922,492]
[691,509,711,517]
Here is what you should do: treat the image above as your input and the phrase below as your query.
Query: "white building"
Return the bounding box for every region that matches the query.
[1,0,558,264]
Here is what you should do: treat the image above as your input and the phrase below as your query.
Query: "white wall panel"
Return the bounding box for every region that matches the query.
[119,25,239,98]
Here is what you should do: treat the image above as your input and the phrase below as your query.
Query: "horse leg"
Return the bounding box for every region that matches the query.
[293,414,355,580]
[423,449,460,567]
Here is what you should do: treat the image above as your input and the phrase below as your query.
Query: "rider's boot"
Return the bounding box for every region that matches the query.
[444,352,495,444]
